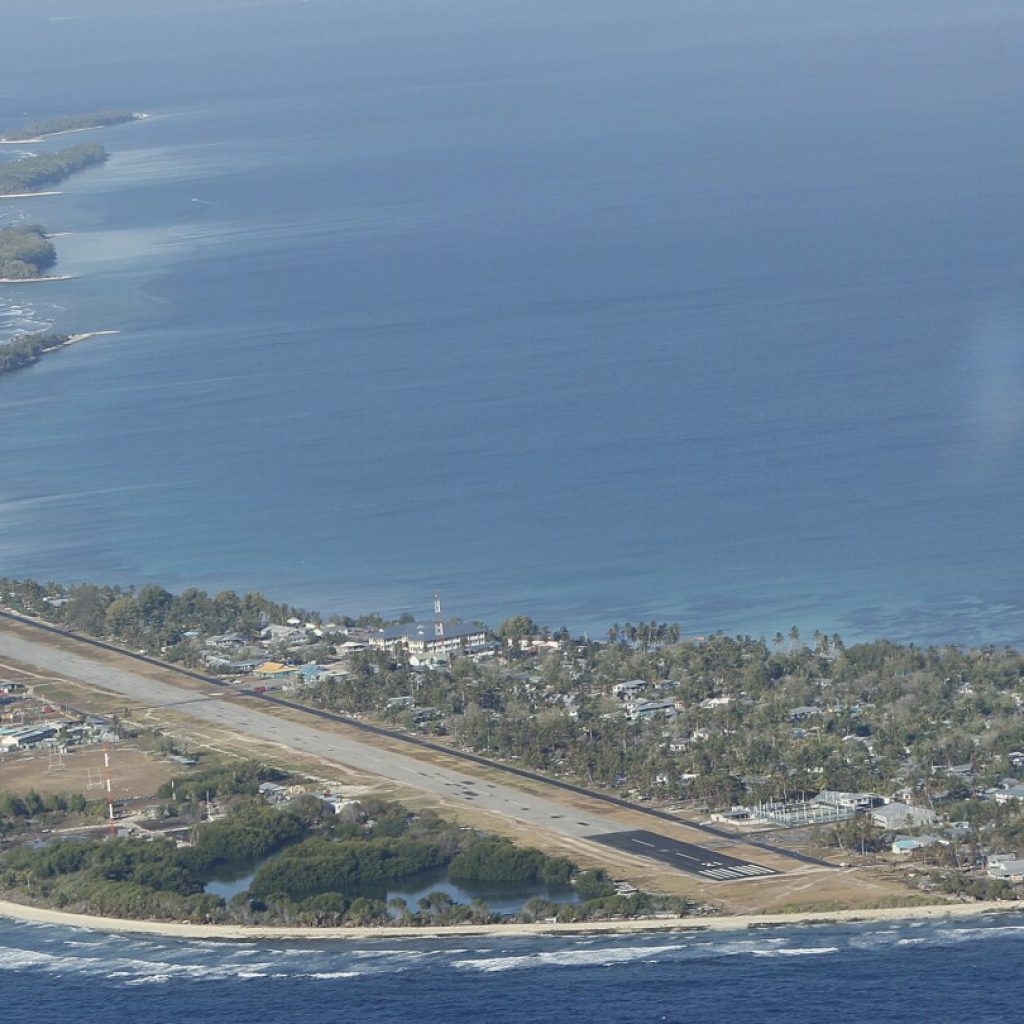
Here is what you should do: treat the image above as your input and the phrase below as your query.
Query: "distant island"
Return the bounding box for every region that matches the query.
[0,143,108,197]
[0,330,117,376]
[0,110,142,143]
[0,224,58,281]
[0,331,70,374]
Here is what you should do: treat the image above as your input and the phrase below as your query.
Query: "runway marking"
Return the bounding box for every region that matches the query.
[588,830,778,881]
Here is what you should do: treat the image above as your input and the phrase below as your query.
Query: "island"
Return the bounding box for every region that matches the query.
[2,577,1024,935]
[1,110,141,144]
[0,224,58,280]
[0,143,108,197]
[0,330,118,376]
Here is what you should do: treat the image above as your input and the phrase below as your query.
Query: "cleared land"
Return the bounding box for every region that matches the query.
[0,745,171,802]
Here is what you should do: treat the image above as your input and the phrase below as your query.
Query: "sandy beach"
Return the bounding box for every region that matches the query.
[0,112,148,145]
[0,897,1020,942]
[60,330,120,347]
[0,274,75,284]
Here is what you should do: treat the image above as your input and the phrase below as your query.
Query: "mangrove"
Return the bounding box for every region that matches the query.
[0,143,108,195]
[2,110,139,142]
[0,224,56,279]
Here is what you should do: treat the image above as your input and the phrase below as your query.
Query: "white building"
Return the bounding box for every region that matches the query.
[870,801,938,829]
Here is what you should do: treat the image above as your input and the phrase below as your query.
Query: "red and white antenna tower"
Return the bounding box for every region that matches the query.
[102,741,115,825]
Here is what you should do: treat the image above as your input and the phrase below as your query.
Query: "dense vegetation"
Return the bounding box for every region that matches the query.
[449,837,574,885]
[0,143,107,195]
[249,835,450,902]
[0,786,650,927]
[0,224,56,279]
[2,111,137,142]
[0,332,69,374]
[7,574,1024,892]
[0,790,90,838]
[0,578,309,658]
[155,759,287,804]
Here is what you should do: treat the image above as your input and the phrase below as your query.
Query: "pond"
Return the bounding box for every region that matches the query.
[204,862,579,916]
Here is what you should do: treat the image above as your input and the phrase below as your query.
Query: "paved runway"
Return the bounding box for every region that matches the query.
[0,620,792,883]
[590,831,778,881]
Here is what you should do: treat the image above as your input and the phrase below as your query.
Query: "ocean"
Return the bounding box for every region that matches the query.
[1,0,1023,644]
[2,914,1024,1022]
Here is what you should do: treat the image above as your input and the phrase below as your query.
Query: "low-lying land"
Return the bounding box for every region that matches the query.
[1,111,140,143]
[0,331,118,376]
[0,894,1018,941]
[0,757,686,928]
[0,332,70,374]
[5,574,1024,919]
[0,143,107,196]
[0,224,56,280]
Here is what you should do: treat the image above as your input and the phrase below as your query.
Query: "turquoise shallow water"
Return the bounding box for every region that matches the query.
[1,0,1023,643]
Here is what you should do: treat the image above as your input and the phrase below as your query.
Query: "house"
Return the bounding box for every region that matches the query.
[370,620,490,657]
[789,706,823,721]
[870,802,938,830]
[203,656,263,674]
[261,624,307,644]
[892,835,943,856]
[711,807,752,824]
[613,680,647,699]
[628,699,677,722]
[291,663,329,685]
[814,790,881,811]
[700,696,734,709]
[253,661,298,680]
[988,784,1024,804]
[204,632,247,649]
[986,854,1024,881]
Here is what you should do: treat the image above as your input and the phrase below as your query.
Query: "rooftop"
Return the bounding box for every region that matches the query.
[377,620,489,642]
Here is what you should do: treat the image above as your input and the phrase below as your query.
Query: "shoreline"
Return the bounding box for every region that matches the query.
[0,274,75,284]
[0,112,148,145]
[60,329,119,348]
[0,897,1019,943]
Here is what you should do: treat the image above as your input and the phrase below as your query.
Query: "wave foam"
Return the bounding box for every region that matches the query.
[751,946,839,957]
[452,943,685,972]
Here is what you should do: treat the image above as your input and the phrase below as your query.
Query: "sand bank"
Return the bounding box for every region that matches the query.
[61,330,120,347]
[0,275,75,284]
[0,112,148,144]
[0,898,1020,943]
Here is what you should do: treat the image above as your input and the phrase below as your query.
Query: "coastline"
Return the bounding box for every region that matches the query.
[60,329,119,348]
[0,112,148,145]
[0,897,1019,943]
[0,274,75,283]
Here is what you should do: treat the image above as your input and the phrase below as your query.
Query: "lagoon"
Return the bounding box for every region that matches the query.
[1,1,1023,644]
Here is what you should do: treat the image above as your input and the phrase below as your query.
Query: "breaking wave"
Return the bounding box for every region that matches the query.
[2,914,1024,988]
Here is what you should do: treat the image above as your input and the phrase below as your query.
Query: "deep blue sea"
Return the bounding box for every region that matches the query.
[2,0,1024,644]
[3,914,1024,1023]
